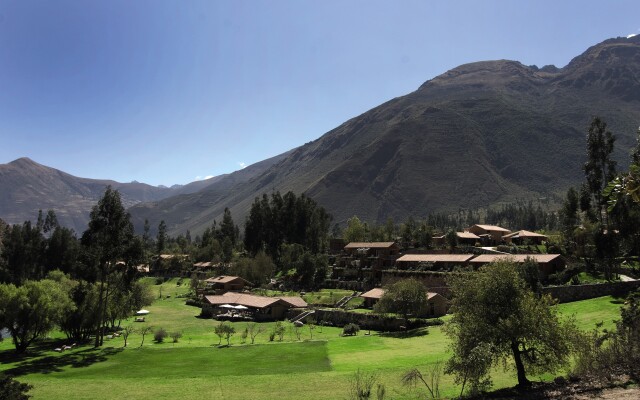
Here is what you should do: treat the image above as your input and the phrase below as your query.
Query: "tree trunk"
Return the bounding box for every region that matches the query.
[95,264,106,347]
[100,284,111,346]
[511,341,530,388]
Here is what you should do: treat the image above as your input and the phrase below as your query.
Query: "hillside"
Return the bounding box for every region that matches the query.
[128,36,640,236]
[0,158,251,233]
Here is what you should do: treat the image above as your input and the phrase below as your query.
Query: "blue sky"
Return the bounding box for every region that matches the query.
[1,0,638,186]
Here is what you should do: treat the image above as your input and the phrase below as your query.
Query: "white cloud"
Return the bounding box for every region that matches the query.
[628,33,638,38]
[238,162,246,169]
[194,175,214,181]
[194,175,202,180]
[204,175,214,179]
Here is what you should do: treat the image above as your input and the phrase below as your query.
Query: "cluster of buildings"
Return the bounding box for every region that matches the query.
[332,224,563,283]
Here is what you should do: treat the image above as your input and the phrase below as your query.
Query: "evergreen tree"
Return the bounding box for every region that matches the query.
[156,220,167,255]
[81,186,141,347]
[583,116,617,223]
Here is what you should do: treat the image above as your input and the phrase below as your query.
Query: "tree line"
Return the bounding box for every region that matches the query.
[0,187,153,352]
[560,119,640,279]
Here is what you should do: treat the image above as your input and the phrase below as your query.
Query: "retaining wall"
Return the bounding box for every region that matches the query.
[542,280,640,303]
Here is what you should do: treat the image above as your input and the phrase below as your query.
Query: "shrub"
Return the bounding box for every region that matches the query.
[154,328,168,343]
[343,323,360,336]
[199,307,213,319]
[185,299,202,308]
[272,321,286,342]
[0,374,33,400]
[241,327,248,343]
[170,331,183,343]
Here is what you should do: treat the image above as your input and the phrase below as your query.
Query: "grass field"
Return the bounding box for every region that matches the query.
[0,278,627,399]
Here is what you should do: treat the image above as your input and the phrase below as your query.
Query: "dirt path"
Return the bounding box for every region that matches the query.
[563,387,640,399]
[478,382,640,399]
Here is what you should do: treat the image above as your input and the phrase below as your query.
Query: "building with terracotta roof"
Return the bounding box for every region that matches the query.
[204,275,252,294]
[359,288,448,317]
[502,230,548,245]
[203,292,307,321]
[467,224,512,244]
[395,254,475,270]
[469,254,564,276]
[432,231,481,247]
[333,242,401,281]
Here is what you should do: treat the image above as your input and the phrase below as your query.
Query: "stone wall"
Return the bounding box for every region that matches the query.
[286,308,442,331]
[542,281,640,303]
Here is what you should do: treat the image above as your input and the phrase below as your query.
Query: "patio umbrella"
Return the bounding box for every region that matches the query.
[219,304,235,308]
[234,305,248,310]
[136,309,150,315]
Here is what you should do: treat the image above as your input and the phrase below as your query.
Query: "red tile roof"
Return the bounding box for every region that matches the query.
[278,296,308,308]
[502,230,548,239]
[396,254,475,263]
[470,254,561,263]
[203,292,306,309]
[360,288,386,299]
[469,224,511,232]
[361,288,446,301]
[204,275,249,284]
[344,242,397,249]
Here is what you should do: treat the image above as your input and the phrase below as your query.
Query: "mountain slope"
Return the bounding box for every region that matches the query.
[128,36,640,236]
[0,157,270,233]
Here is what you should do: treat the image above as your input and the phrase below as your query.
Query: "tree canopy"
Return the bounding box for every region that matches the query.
[444,260,576,394]
[0,279,74,353]
[244,191,331,264]
[373,278,428,320]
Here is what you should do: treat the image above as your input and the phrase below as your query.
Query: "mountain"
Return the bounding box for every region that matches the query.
[128,36,640,236]
[0,158,248,233]
[128,150,295,234]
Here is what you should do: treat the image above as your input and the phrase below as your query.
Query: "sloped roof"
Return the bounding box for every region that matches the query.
[469,224,511,232]
[360,288,386,299]
[502,230,548,239]
[470,254,561,263]
[159,254,189,259]
[427,292,447,301]
[194,261,213,268]
[345,242,397,249]
[205,293,280,309]
[361,288,446,302]
[204,292,306,309]
[396,254,475,263]
[278,296,308,308]
[204,275,250,285]
[457,232,481,239]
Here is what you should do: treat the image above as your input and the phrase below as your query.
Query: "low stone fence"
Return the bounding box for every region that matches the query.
[322,279,369,291]
[542,280,640,303]
[286,308,442,331]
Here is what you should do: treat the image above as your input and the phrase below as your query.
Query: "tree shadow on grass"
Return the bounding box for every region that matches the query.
[0,338,80,364]
[1,346,122,377]
[378,327,429,339]
[610,293,630,305]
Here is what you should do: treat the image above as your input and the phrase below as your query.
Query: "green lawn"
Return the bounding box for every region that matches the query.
[0,278,627,400]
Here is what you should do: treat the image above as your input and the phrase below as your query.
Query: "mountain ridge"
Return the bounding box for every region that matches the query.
[3,36,639,236]
[127,36,640,235]
[0,155,286,233]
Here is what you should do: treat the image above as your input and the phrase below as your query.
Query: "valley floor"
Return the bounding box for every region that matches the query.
[0,279,627,399]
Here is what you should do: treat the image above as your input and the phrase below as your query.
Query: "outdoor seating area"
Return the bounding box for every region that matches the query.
[215,304,254,321]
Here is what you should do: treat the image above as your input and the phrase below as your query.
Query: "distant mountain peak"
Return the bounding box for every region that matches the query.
[8,157,38,167]
[565,35,640,70]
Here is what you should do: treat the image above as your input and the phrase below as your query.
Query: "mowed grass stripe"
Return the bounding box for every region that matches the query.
[50,342,330,379]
